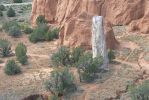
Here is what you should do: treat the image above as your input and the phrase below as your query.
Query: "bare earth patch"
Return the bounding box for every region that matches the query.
[0,26,149,100]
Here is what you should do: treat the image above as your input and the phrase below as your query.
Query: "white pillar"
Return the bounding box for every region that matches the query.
[92,16,109,69]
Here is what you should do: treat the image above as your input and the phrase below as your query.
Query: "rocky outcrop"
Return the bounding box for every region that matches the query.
[31,0,149,48]
[128,0,149,34]
[31,0,57,25]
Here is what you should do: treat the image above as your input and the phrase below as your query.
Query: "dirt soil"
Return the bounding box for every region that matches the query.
[0,2,149,99]
[0,31,58,100]
[0,25,149,100]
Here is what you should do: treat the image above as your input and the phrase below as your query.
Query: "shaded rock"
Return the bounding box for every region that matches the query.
[22,94,48,100]
[104,21,119,49]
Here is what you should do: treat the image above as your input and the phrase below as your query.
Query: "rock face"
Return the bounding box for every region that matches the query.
[31,0,149,48]
[128,0,149,34]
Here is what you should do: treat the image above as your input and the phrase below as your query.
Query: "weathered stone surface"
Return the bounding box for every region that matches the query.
[92,16,109,68]
[31,0,57,26]
[31,0,149,48]
[104,21,119,49]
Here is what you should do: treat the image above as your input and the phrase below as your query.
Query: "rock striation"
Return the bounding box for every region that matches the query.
[31,0,149,48]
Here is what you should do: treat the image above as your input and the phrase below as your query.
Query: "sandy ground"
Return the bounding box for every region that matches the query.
[0,26,149,99]
[0,31,58,99]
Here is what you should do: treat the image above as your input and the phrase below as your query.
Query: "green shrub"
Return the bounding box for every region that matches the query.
[7,7,16,17]
[2,21,20,32]
[4,59,21,75]
[77,52,103,82]
[29,24,49,43]
[23,27,33,34]
[108,49,115,62]
[20,23,30,30]
[0,11,3,17]
[0,5,5,11]
[129,81,149,100]
[0,39,11,57]
[8,26,22,37]
[50,95,59,100]
[36,15,47,25]
[70,47,84,65]
[50,28,59,39]
[45,68,76,97]
[13,0,22,3]
[15,43,27,65]
[45,28,59,41]
[51,46,70,67]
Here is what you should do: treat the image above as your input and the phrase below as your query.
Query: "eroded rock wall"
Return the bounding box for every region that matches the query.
[31,0,149,48]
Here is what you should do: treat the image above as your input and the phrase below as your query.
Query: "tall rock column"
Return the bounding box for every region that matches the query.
[92,16,109,69]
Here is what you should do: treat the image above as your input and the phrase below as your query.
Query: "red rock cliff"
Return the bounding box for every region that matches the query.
[31,0,149,49]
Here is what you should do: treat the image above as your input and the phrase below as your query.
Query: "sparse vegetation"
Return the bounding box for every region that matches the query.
[0,2,148,99]
[36,15,47,25]
[51,46,84,67]
[0,39,11,57]
[8,25,22,37]
[23,27,33,34]
[45,28,59,41]
[0,10,3,17]
[2,21,20,32]
[4,59,21,75]
[129,81,149,100]
[77,52,103,82]
[71,47,84,65]
[45,68,76,98]
[51,46,103,83]
[50,95,59,100]
[51,46,70,67]
[15,43,27,65]
[0,5,5,11]
[13,0,22,3]
[7,7,16,17]
[29,23,49,43]
[108,49,115,62]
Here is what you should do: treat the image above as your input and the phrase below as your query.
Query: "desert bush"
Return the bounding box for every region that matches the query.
[108,49,115,62]
[0,39,11,57]
[29,24,49,43]
[45,28,59,41]
[0,11,3,17]
[50,95,59,100]
[70,47,84,65]
[51,46,70,67]
[8,25,22,37]
[15,43,27,65]
[36,15,47,25]
[20,23,30,30]
[51,46,84,67]
[45,68,76,97]
[50,28,59,39]
[129,81,149,100]
[4,59,21,75]
[13,0,22,3]
[23,27,33,34]
[7,7,16,17]
[2,21,20,32]
[77,52,103,82]
[0,5,5,11]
